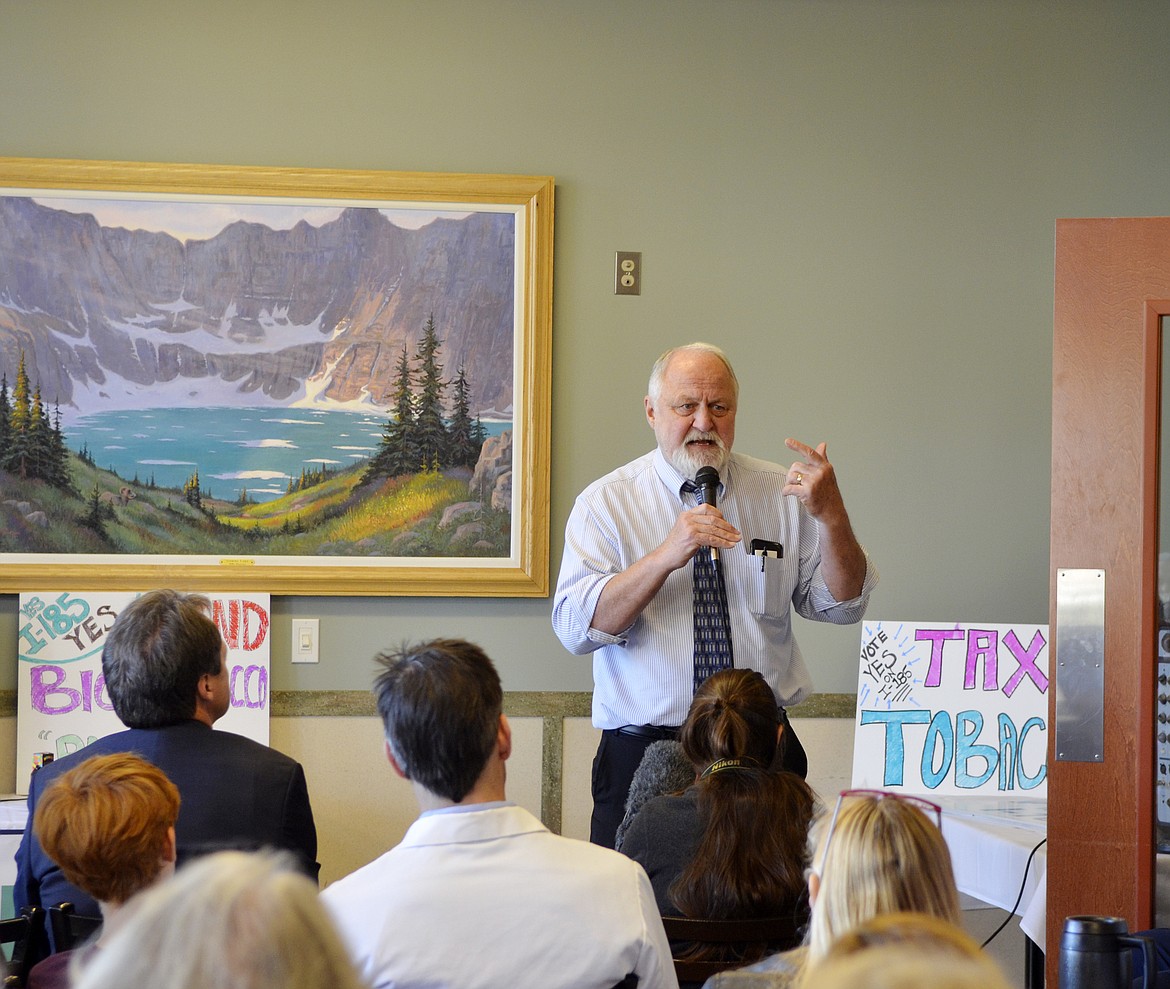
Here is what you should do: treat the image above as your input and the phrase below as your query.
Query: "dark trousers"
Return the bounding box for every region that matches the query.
[589,711,807,848]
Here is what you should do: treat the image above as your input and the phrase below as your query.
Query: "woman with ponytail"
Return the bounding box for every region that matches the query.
[620,668,816,968]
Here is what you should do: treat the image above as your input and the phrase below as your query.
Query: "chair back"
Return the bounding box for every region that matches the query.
[660,914,802,985]
[48,903,101,953]
[0,906,45,988]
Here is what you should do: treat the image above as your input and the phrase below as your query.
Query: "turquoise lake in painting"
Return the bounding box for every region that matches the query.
[67,406,511,503]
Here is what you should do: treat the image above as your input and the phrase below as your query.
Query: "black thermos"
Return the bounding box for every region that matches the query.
[1059,916,1155,989]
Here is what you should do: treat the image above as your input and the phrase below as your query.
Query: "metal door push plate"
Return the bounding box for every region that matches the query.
[1054,568,1105,762]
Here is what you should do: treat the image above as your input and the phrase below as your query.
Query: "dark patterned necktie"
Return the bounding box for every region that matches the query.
[682,481,734,691]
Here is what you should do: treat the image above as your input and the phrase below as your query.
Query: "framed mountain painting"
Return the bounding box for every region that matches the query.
[0,158,553,596]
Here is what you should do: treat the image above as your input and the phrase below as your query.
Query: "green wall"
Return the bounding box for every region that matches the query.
[1,0,1168,695]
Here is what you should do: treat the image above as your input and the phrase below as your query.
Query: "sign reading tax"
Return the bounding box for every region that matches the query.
[850,620,1048,797]
[16,591,271,795]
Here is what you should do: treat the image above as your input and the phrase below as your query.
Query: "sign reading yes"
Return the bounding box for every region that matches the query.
[16,591,271,795]
[851,621,1049,797]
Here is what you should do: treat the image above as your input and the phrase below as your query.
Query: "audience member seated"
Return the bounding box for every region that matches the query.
[799,911,1012,989]
[614,739,696,852]
[72,850,365,989]
[613,672,804,856]
[26,752,180,989]
[321,638,679,989]
[620,668,816,971]
[15,589,319,929]
[703,789,962,988]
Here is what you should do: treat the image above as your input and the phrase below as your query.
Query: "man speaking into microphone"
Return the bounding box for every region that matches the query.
[552,341,878,847]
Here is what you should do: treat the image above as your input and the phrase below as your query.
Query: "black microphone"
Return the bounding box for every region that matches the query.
[694,466,721,564]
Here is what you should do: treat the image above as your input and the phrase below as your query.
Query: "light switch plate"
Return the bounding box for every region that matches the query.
[291,618,320,664]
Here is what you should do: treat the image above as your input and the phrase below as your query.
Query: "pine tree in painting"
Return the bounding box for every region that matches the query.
[363,344,419,481]
[413,314,448,471]
[447,364,480,469]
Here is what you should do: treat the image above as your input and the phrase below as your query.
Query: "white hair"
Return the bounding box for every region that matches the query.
[72,850,369,989]
[647,341,739,404]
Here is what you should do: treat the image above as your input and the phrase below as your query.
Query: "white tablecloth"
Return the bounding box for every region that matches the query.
[938,796,1047,947]
[0,797,28,918]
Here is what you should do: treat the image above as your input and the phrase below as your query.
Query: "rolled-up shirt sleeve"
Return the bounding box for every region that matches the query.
[552,500,628,654]
[798,548,878,622]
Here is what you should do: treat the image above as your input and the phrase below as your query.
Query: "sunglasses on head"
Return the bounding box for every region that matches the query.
[813,788,943,878]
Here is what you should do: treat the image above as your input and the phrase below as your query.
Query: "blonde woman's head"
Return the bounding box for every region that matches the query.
[802,912,1011,989]
[806,792,961,962]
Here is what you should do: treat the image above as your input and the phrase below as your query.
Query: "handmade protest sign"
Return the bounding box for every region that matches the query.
[850,620,1048,797]
[16,591,271,795]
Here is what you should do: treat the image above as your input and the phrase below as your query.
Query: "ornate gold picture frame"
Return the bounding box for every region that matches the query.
[0,158,553,596]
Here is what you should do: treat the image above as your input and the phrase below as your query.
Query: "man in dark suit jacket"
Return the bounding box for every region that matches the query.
[14,590,319,932]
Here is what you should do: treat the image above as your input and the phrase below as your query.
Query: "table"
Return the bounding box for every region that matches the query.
[939,796,1047,941]
[938,796,1046,988]
[0,799,28,918]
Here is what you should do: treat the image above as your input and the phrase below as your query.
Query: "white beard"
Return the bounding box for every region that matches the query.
[670,432,729,478]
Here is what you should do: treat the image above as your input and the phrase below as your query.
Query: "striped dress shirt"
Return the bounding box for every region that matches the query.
[552,448,877,729]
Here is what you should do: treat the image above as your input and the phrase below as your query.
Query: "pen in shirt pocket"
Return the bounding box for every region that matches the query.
[749,538,783,571]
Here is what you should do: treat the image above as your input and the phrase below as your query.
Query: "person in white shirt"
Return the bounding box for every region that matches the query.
[553,342,877,847]
[321,637,679,989]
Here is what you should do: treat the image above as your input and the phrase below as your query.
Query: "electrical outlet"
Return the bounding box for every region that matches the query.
[291,618,319,664]
[615,251,642,296]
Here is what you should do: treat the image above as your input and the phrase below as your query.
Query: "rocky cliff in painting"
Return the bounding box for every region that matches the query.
[0,197,515,417]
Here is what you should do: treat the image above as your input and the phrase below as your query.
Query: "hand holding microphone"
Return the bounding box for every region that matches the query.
[694,466,722,565]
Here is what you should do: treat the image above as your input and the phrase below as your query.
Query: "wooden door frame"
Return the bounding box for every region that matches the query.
[1049,218,1168,985]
